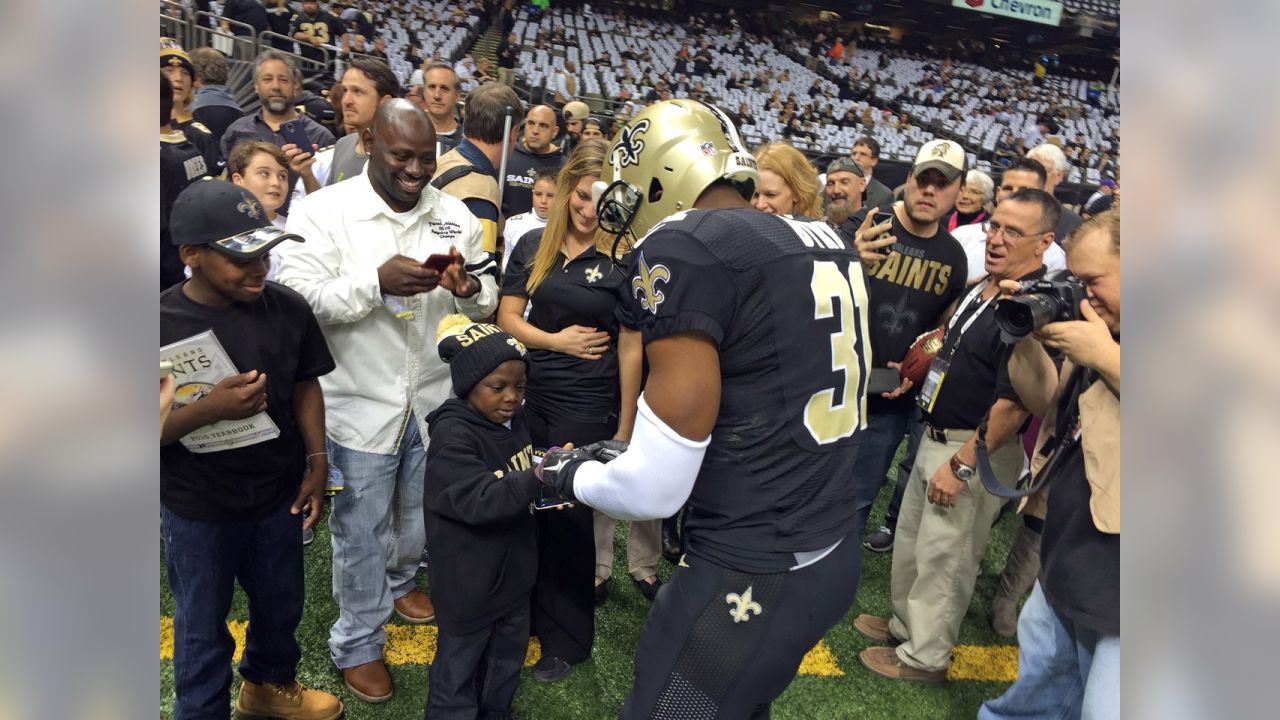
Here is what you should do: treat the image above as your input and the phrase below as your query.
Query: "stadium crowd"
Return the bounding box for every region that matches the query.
[160,2,1120,719]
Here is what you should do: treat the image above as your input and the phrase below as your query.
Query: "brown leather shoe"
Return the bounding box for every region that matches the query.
[342,659,393,703]
[858,647,947,684]
[393,587,435,624]
[852,614,901,645]
[235,679,344,719]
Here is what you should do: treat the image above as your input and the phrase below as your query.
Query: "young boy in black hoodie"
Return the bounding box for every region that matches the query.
[423,315,541,719]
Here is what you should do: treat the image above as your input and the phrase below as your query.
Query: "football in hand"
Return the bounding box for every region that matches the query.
[899,327,945,387]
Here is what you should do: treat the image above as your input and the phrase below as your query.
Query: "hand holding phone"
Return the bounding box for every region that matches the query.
[278,119,312,154]
[422,252,457,274]
[872,210,895,256]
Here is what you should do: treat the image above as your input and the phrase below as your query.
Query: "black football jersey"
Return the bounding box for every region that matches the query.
[627,208,871,573]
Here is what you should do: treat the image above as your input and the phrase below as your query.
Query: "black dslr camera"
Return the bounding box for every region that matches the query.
[994,278,1088,342]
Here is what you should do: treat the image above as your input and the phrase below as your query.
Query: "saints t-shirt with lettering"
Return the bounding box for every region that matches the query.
[501,230,635,422]
[844,212,967,414]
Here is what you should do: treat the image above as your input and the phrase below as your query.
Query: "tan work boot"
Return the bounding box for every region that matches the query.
[235,679,344,720]
[991,523,1041,637]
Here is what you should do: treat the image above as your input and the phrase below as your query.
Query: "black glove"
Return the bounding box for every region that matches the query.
[536,446,596,500]
[580,439,629,463]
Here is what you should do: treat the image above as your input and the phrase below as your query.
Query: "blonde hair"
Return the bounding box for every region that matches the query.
[753,142,823,218]
[1064,208,1119,254]
[524,139,629,293]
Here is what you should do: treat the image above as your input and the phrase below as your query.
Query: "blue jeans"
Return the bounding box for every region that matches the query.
[979,582,1120,720]
[884,408,925,529]
[852,406,913,535]
[162,498,304,720]
[327,414,427,668]
[425,604,530,720]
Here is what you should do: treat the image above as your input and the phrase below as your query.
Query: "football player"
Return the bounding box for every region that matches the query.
[539,99,871,718]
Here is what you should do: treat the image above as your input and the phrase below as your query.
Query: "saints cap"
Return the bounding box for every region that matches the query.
[911,139,967,182]
[169,180,304,259]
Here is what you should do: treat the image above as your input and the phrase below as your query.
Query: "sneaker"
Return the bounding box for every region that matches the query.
[531,655,573,683]
[302,527,314,546]
[235,679,344,719]
[862,525,894,552]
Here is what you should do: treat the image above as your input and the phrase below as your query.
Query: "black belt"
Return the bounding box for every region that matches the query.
[925,424,973,443]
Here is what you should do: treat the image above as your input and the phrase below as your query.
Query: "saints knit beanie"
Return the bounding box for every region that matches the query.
[436,315,528,397]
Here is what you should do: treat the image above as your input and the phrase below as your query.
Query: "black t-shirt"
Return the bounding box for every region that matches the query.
[289,11,346,65]
[844,212,967,415]
[1039,383,1120,635]
[501,142,563,218]
[161,133,212,289]
[501,231,633,422]
[221,0,270,36]
[925,268,1044,429]
[160,282,335,521]
[626,209,869,573]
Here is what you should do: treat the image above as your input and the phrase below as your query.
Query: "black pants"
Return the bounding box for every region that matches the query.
[622,525,862,719]
[525,403,615,665]
[425,603,529,720]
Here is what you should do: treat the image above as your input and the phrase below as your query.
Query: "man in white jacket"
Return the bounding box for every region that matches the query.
[274,100,498,704]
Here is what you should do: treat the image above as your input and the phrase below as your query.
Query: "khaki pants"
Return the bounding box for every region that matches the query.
[593,511,660,582]
[888,430,1024,672]
[497,67,514,86]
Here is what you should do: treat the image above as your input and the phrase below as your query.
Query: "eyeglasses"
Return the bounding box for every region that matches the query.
[982,220,1046,242]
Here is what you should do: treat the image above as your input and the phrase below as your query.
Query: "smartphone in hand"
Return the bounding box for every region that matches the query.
[278,119,312,154]
[872,210,895,256]
[867,366,902,395]
[423,253,456,273]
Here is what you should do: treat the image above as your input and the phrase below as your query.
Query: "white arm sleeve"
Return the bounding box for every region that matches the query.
[571,395,709,521]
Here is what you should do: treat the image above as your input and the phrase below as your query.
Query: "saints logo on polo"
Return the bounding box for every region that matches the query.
[584,265,603,283]
[611,118,650,170]
[631,254,671,314]
[725,586,762,623]
[237,197,262,220]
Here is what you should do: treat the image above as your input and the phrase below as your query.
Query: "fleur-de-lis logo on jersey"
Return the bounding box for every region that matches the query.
[611,118,650,171]
[237,197,262,220]
[878,294,919,337]
[585,265,603,283]
[631,253,671,314]
[726,586,762,623]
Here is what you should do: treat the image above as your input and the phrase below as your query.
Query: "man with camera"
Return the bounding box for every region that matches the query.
[854,189,1061,683]
[980,209,1119,719]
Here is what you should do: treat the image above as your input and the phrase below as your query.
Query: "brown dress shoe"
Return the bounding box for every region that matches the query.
[858,647,947,684]
[342,659,393,703]
[852,614,901,645]
[235,679,344,719]
[393,587,435,624]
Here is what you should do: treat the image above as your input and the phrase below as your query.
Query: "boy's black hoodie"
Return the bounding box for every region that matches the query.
[424,397,540,634]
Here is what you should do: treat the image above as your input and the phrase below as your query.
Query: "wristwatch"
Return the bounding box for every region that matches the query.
[949,454,976,481]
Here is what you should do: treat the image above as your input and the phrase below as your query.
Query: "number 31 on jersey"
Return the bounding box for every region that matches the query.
[804,260,871,445]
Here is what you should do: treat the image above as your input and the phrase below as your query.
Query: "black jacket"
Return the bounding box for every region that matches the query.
[424,398,540,634]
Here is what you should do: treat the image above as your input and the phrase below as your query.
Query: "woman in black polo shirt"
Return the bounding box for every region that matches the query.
[497,140,647,683]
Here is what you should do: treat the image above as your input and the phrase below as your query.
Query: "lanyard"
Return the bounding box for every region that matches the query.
[940,279,996,365]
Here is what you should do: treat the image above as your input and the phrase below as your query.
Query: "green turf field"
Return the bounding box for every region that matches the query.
[160,460,1020,719]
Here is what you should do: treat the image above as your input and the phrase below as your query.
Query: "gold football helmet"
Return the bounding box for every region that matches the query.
[594,99,758,242]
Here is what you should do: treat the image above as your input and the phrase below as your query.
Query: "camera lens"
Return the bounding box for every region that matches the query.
[995,295,1062,341]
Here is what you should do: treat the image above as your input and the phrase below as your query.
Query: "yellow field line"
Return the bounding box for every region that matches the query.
[948,645,1019,682]
[162,618,844,676]
[160,618,1013,681]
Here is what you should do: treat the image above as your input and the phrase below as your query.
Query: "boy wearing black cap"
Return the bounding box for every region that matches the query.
[422,315,541,719]
[160,179,342,720]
